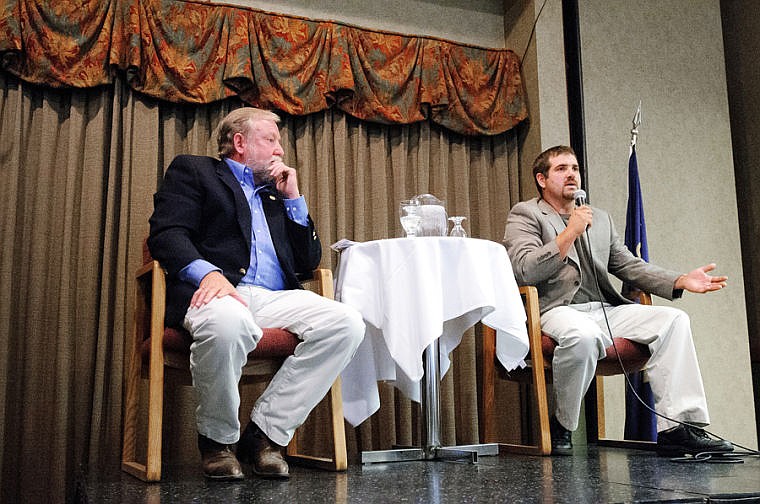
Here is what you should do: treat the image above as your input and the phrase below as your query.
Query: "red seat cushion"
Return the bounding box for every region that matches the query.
[541,333,650,375]
[141,327,300,362]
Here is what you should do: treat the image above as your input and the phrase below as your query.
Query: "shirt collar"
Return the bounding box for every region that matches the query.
[224,157,250,184]
[224,157,274,191]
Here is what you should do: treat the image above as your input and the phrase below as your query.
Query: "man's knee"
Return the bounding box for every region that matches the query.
[671,308,691,329]
[308,298,365,353]
[345,308,366,347]
[186,298,261,348]
[650,306,692,339]
[557,329,604,362]
[330,304,365,353]
[662,307,693,345]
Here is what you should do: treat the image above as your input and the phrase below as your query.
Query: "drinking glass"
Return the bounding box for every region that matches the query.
[399,201,421,237]
[448,216,468,237]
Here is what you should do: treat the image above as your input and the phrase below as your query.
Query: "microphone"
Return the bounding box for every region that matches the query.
[573,189,590,235]
[573,189,587,207]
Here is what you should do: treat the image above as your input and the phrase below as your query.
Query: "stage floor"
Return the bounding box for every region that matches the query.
[82,445,760,503]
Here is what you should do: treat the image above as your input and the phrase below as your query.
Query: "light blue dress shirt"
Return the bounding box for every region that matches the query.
[178,158,309,290]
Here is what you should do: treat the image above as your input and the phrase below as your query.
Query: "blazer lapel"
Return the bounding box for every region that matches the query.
[215,160,252,247]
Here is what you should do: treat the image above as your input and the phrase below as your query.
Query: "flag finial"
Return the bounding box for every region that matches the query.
[631,100,642,147]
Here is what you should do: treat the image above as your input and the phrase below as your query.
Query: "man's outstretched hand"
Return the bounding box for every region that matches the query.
[675,263,727,293]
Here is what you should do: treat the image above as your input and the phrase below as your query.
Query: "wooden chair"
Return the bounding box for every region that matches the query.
[122,251,347,481]
[481,285,654,455]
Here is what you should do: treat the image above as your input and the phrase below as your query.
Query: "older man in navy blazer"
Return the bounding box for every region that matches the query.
[149,107,364,480]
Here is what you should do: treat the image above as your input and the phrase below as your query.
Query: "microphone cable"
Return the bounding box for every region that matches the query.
[574,201,758,463]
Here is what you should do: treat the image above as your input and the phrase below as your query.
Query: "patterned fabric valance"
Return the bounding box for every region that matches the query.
[0,0,528,135]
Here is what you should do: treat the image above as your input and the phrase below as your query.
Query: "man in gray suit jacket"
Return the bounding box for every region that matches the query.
[504,145,732,456]
[149,107,364,480]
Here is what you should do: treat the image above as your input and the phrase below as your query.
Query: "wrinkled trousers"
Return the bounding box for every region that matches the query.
[541,302,709,432]
[184,286,365,446]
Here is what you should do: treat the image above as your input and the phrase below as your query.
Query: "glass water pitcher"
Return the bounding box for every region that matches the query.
[412,194,447,236]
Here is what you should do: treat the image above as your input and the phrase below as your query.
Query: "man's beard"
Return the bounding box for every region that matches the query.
[247,156,280,185]
[252,168,274,185]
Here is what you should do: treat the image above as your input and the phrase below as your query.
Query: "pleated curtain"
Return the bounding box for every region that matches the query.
[0,2,530,501]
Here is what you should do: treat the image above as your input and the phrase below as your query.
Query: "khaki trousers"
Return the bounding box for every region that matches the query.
[183,286,365,446]
[540,302,709,432]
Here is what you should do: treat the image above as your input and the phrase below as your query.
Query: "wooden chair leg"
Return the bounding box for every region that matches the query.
[529,351,552,455]
[481,325,551,455]
[122,339,165,481]
[327,376,348,470]
[285,268,347,470]
[481,286,552,455]
[122,262,165,482]
[143,354,165,481]
[286,377,347,471]
[591,376,657,451]
[522,286,552,455]
[121,290,143,478]
[584,376,603,443]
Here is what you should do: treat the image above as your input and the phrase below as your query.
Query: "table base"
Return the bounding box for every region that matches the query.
[361,340,499,465]
[361,443,499,464]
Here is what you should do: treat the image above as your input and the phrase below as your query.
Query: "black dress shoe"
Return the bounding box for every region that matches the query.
[549,416,573,456]
[237,422,290,479]
[198,434,244,481]
[656,425,734,456]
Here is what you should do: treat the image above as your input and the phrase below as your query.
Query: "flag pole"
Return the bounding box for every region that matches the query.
[623,99,657,441]
[631,100,641,148]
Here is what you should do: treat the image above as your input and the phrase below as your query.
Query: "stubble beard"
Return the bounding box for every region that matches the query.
[248,156,281,185]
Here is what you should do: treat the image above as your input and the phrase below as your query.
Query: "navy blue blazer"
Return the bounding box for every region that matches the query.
[148,154,322,327]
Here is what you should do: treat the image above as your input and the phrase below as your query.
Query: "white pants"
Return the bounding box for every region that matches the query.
[540,302,709,432]
[183,286,365,446]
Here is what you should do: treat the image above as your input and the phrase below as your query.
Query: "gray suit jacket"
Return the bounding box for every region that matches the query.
[504,197,681,314]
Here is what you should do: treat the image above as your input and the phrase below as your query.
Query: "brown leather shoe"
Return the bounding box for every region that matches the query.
[237,422,290,479]
[198,434,244,481]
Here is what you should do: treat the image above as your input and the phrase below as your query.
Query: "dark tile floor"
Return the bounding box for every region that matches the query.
[82,446,760,503]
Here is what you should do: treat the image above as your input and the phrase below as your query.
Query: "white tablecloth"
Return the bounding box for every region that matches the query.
[335,237,528,426]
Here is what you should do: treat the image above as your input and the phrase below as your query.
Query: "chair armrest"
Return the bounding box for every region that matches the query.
[516,286,546,369]
[142,259,334,302]
[638,291,652,305]
[303,268,334,300]
[623,285,653,306]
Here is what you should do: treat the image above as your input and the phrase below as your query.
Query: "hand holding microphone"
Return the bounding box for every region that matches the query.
[568,189,593,235]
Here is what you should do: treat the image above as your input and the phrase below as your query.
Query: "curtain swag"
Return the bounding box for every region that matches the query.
[0,0,528,135]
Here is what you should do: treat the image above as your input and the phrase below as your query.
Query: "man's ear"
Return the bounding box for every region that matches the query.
[232,132,246,155]
[536,173,546,189]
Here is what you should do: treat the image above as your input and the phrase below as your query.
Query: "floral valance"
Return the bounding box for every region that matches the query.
[0,0,528,135]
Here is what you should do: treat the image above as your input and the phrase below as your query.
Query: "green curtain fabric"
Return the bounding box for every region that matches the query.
[0,0,527,135]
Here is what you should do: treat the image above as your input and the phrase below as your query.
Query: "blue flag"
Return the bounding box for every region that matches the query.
[622,146,657,441]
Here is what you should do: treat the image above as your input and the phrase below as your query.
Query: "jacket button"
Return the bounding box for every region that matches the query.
[239,268,246,274]
[574,281,580,286]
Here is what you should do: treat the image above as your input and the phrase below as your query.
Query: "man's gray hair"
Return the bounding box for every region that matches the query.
[217,107,281,158]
